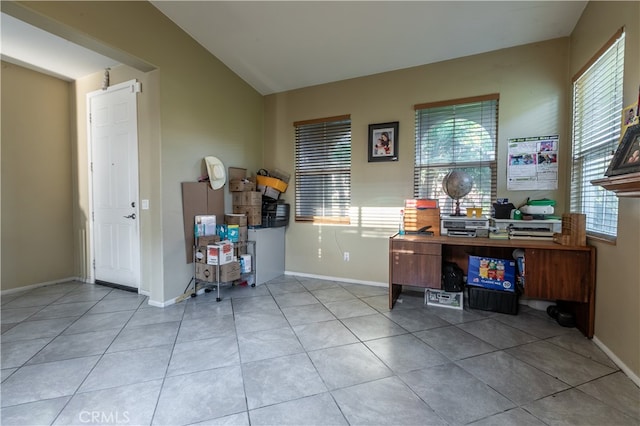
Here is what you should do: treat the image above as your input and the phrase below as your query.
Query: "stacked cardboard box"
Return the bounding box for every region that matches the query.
[404,199,440,235]
[195,262,240,283]
[194,238,241,283]
[232,190,262,227]
[229,167,262,227]
[228,167,256,192]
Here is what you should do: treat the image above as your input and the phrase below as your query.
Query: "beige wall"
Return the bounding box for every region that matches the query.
[266,38,570,284]
[570,0,640,377]
[11,1,265,303]
[1,62,75,290]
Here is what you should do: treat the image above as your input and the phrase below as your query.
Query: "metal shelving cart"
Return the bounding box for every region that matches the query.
[187,239,256,302]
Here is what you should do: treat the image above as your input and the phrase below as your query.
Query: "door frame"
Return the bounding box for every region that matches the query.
[86,79,141,289]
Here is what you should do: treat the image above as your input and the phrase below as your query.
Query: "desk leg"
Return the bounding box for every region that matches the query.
[389,283,402,309]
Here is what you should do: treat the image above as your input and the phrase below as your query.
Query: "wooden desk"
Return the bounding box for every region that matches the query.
[389,234,596,338]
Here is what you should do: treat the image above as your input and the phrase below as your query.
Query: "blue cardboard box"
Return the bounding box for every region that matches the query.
[467,255,516,292]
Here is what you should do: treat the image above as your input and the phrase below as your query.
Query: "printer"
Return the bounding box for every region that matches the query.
[441,216,489,237]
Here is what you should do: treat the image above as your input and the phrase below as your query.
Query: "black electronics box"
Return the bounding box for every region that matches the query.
[492,202,515,219]
[468,286,519,315]
[262,200,290,228]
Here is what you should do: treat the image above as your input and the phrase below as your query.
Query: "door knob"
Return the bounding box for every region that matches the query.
[124,213,136,219]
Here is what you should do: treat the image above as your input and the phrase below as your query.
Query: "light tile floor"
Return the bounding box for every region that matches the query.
[1,276,639,425]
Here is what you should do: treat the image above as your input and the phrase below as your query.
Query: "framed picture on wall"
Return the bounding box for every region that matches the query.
[605,123,640,176]
[621,102,639,131]
[368,122,399,162]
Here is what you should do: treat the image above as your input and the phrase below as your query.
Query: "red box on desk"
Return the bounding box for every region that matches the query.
[467,255,516,292]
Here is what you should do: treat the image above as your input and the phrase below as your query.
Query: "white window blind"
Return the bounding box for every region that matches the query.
[294,115,351,224]
[414,95,498,215]
[570,29,624,239]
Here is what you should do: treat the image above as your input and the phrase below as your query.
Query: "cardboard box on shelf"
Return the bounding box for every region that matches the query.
[207,241,234,265]
[229,179,256,192]
[225,214,248,227]
[232,191,262,206]
[196,235,219,246]
[259,185,281,200]
[467,255,516,292]
[229,167,256,192]
[195,261,241,283]
[247,214,262,226]
[233,205,262,226]
[220,261,241,282]
[194,246,208,264]
[195,263,216,282]
[233,205,260,216]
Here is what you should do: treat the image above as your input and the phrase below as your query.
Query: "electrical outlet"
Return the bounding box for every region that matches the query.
[344,252,350,262]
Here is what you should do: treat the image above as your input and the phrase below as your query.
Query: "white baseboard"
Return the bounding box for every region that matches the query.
[1,276,84,296]
[284,270,387,288]
[148,287,212,307]
[147,298,175,308]
[592,335,640,387]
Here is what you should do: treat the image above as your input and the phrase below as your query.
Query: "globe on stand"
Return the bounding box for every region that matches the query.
[442,170,473,216]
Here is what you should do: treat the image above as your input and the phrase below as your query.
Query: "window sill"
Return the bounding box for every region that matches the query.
[591,172,640,198]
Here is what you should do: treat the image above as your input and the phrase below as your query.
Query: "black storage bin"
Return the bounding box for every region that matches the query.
[467,286,519,315]
[261,200,290,228]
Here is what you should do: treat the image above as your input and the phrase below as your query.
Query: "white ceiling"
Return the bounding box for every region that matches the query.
[1,1,587,94]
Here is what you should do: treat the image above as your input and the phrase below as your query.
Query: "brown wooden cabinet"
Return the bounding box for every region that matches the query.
[389,234,596,338]
[391,240,441,288]
[523,249,590,302]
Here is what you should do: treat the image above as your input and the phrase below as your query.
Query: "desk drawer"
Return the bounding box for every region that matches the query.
[392,253,441,288]
[392,240,441,255]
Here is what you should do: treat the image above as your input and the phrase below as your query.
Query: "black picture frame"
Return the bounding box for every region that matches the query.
[605,124,640,176]
[368,122,399,162]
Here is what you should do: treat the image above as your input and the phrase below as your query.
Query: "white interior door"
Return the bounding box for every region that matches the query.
[88,80,140,289]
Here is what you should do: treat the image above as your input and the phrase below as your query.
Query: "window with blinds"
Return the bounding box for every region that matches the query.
[570,29,624,239]
[414,95,498,216]
[294,115,351,224]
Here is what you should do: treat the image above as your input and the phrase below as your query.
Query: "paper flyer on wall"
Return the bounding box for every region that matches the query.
[507,135,559,191]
